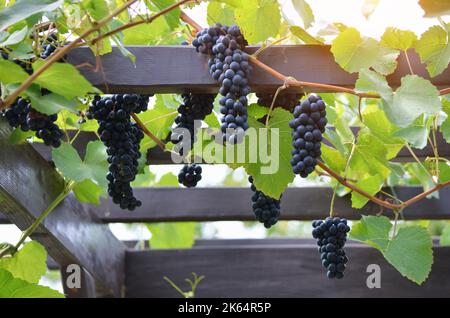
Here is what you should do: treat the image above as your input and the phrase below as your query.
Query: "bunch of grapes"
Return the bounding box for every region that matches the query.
[178,164,202,188]
[171,93,215,157]
[2,98,30,130]
[87,94,151,210]
[256,92,304,112]
[249,176,281,228]
[193,23,251,144]
[27,110,64,147]
[312,217,350,279]
[290,95,327,178]
[1,44,64,148]
[40,33,58,59]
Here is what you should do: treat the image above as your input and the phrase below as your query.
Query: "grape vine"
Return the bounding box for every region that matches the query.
[193,24,252,144]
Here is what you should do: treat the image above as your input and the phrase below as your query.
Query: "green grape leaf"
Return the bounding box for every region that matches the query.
[350,215,392,251]
[138,99,177,152]
[26,85,77,115]
[203,111,221,129]
[0,59,29,84]
[0,26,29,47]
[351,174,384,209]
[151,0,181,30]
[32,60,95,100]
[381,27,418,50]
[123,17,170,45]
[248,103,269,119]
[361,104,403,159]
[384,226,433,284]
[82,0,109,21]
[0,241,47,284]
[73,179,104,205]
[387,75,440,127]
[235,0,281,44]
[415,25,450,77]
[207,0,235,26]
[290,26,323,44]
[393,125,429,149]
[355,68,393,102]
[0,269,64,298]
[8,127,35,145]
[351,216,433,284]
[372,46,400,75]
[321,144,346,173]
[243,108,295,199]
[292,0,315,29]
[0,0,63,30]
[52,141,108,196]
[147,222,196,249]
[331,28,379,73]
[350,132,391,179]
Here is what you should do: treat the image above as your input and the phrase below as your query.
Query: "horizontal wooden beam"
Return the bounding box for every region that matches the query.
[0,119,126,297]
[125,241,450,297]
[67,46,450,94]
[95,186,450,222]
[3,186,449,223]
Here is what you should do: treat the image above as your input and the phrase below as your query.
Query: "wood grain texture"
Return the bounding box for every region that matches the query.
[67,46,450,94]
[95,186,450,222]
[125,241,450,298]
[0,119,125,297]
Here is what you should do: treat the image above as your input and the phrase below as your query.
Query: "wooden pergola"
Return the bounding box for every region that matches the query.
[1,45,450,298]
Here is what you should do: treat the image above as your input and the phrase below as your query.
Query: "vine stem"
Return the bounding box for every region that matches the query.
[405,143,436,184]
[131,113,166,150]
[0,181,76,258]
[180,11,450,211]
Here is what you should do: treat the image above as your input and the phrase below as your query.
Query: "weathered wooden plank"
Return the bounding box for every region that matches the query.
[96,186,450,222]
[125,242,450,297]
[67,46,450,94]
[0,119,126,297]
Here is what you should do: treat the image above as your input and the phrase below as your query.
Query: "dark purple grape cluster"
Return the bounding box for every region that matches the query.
[40,33,58,59]
[178,164,202,188]
[249,176,281,228]
[1,38,65,148]
[256,92,304,112]
[88,94,152,211]
[312,217,350,279]
[171,93,215,157]
[27,110,64,147]
[2,98,30,130]
[290,95,327,178]
[193,23,251,144]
